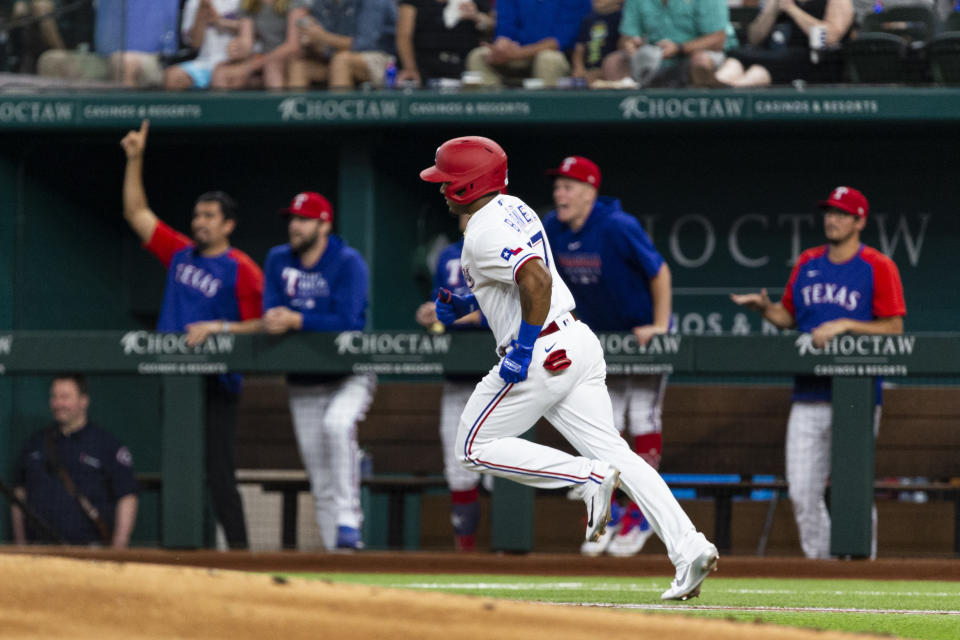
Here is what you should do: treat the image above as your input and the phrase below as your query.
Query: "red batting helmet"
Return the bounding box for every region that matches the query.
[420,136,508,205]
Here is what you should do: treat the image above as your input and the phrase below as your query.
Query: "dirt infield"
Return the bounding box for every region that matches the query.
[4,546,960,580]
[0,552,905,640]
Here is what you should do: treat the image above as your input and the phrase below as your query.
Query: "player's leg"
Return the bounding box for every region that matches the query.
[322,374,376,549]
[543,323,713,569]
[440,379,482,551]
[575,375,628,556]
[785,401,832,559]
[204,377,248,549]
[288,383,337,550]
[608,373,666,557]
[454,361,612,495]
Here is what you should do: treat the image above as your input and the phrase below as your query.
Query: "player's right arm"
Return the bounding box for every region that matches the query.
[730,288,796,329]
[120,119,159,244]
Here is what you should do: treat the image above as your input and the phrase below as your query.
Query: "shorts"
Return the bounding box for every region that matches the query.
[177,59,216,89]
[359,51,391,86]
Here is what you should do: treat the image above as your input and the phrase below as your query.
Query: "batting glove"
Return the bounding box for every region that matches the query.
[499,340,534,383]
[435,288,479,326]
[498,320,542,383]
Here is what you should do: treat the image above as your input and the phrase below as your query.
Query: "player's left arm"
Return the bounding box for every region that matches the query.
[499,258,551,383]
[185,254,264,345]
[811,252,906,348]
[633,262,672,346]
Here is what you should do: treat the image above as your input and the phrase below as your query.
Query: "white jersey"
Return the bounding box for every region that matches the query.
[460,194,576,351]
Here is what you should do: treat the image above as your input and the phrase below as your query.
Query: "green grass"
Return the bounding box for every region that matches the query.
[281,573,960,640]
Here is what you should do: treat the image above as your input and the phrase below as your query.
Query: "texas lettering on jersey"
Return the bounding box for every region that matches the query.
[174,263,223,298]
[798,282,861,311]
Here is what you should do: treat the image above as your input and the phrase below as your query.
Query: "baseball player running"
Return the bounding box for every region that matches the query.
[544,155,669,557]
[262,192,376,551]
[421,136,717,600]
[731,186,906,559]
[415,212,487,552]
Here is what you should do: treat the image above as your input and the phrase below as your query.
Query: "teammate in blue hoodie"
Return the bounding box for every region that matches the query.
[543,156,671,557]
[262,191,375,551]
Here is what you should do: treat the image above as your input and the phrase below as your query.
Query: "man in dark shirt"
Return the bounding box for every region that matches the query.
[11,374,138,547]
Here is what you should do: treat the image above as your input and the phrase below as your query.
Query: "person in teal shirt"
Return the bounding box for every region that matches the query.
[601,0,738,87]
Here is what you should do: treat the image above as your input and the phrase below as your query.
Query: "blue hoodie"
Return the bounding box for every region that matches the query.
[543,196,664,330]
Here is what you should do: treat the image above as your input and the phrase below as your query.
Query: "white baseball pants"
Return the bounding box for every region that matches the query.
[441,380,483,492]
[455,318,709,566]
[288,374,376,550]
[786,401,880,559]
[607,373,667,437]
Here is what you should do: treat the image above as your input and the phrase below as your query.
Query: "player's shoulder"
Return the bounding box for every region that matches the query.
[859,244,897,268]
[228,247,264,277]
[797,245,828,265]
[265,243,293,262]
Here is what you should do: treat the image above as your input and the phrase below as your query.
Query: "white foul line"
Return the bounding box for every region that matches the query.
[543,602,960,616]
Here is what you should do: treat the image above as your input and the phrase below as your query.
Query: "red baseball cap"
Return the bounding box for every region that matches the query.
[280,191,333,223]
[546,156,601,189]
[818,186,868,219]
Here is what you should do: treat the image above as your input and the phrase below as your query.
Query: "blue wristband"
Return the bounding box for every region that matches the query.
[516,320,542,348]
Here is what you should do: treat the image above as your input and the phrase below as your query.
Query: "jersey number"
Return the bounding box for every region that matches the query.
[527,231,549,267]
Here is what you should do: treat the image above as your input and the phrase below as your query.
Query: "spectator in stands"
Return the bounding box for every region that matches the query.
[37,0,180,87]
[731,186,906,559]
[395,0,494,87]
[165,0,243,91]
[119,120,264,549]
[11,374,138,548]
[601,0,737,88]
[464,0,591,87]
[702,0,853,87]
[261,192,375,551]
[324,0,396,89]
[211,0,308,90]
[414,213,486,551]
[9,0,66,73]
[571,0,623,86]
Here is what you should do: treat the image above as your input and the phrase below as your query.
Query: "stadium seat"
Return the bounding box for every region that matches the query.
[729,6,761,46]
[846,31,913,82]
[928,30,960,83]
[860,6,939,43]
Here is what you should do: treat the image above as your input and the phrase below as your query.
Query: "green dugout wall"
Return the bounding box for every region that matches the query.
[0,89,957,545]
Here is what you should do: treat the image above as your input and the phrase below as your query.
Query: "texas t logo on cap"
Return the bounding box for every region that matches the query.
[280,191,333,223]
[547,156,602,188]
[818,185,868,219]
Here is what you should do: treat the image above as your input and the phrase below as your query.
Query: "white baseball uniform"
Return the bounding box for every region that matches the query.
[454,194,710,566]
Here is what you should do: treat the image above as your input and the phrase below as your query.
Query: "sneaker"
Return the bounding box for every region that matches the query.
[335,525,364,550]
[660,543,719,601]
[607,517,654,557]
[580,501,623,556]
[583,467,621,543]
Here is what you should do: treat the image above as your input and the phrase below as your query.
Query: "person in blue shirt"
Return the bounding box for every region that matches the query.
[262,191,375,551]
[11,374,138,548]
[464,0,592,87]
[543,156,671,557]
[414,213,487,551]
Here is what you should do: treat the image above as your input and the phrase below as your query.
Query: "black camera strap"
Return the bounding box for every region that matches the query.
[44,428,112,546]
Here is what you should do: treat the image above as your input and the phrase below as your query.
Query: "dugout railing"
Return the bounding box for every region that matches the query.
[2,331,959,556]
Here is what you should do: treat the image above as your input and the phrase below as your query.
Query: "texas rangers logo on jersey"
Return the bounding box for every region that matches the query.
[174,263,222,298]
[500,247,524,261]
[799,282,861,311]
[281,267,330,301]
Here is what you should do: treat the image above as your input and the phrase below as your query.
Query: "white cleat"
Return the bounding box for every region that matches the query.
[580,521,620,556]
[660,543,719,601]
[584,468,620,543]
[607,522,655,557]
